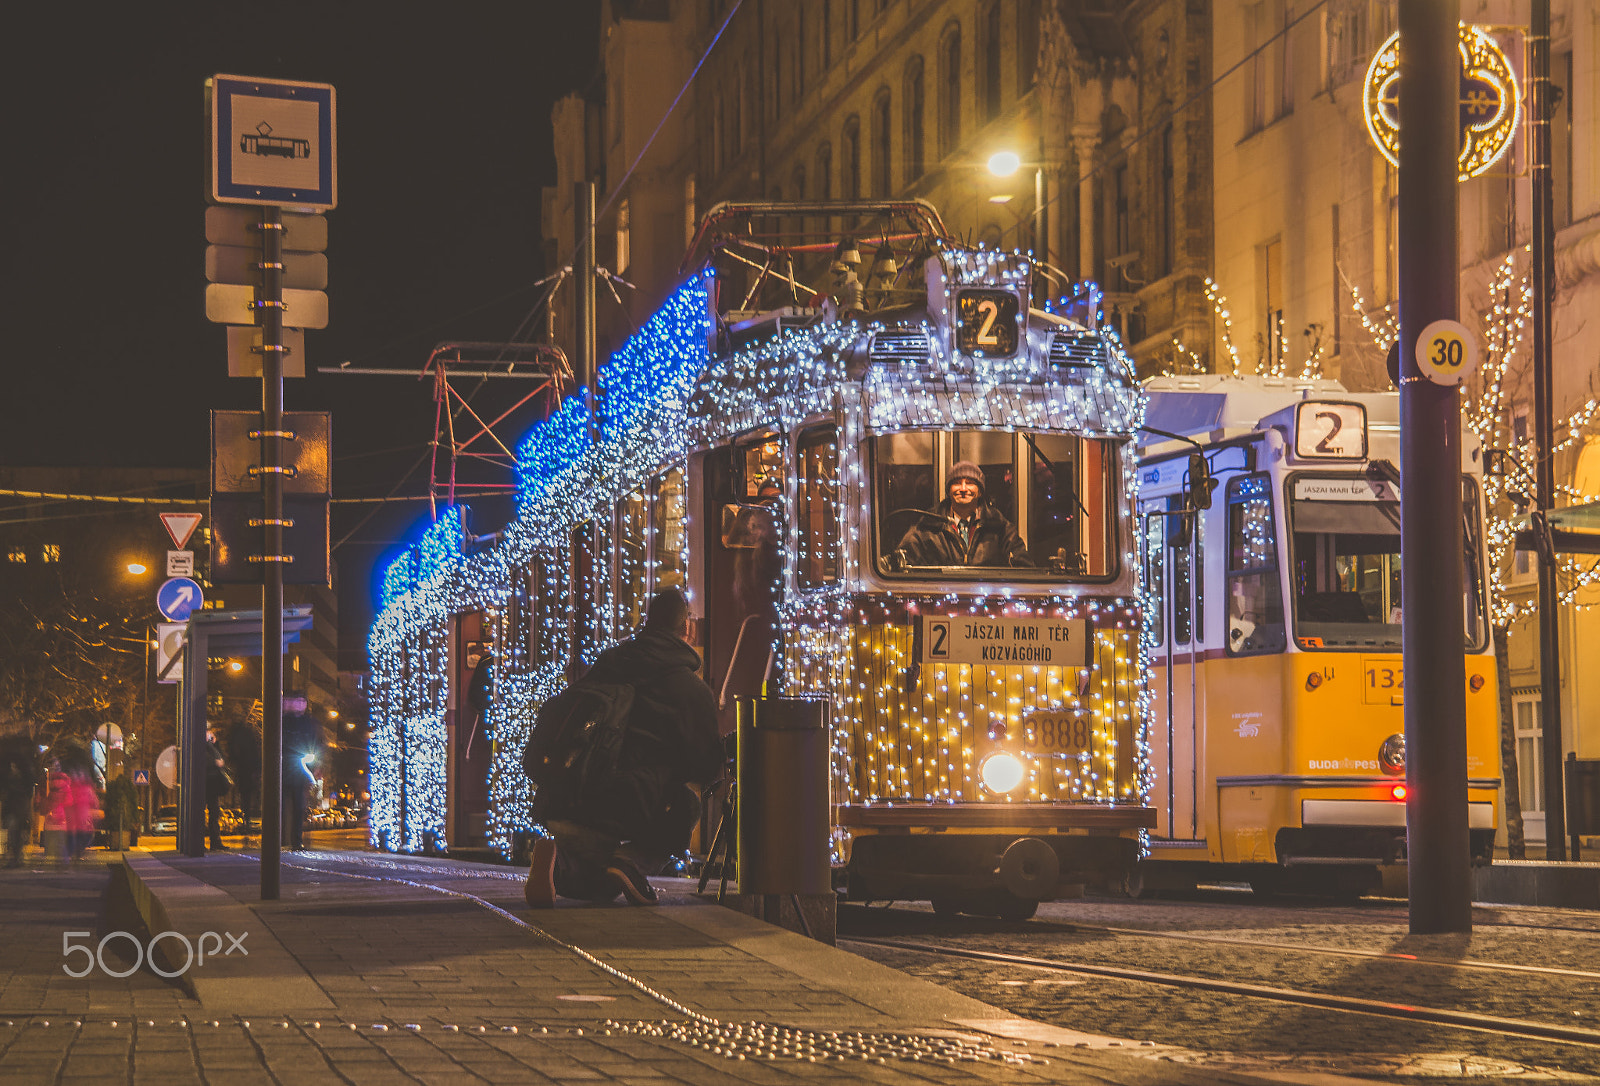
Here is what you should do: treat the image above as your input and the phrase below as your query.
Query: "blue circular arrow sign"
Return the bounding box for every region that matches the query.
[157,577,204,622]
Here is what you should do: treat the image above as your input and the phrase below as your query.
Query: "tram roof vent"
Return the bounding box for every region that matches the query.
[1048,331,1103,371]
[869,330,932,367]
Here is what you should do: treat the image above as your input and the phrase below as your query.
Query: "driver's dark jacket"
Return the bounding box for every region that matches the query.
[895,500,1032,567]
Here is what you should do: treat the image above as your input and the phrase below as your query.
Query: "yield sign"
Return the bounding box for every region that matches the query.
[161,512,203,549]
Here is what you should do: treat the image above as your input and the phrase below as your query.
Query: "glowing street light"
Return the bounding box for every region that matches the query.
[986,150,1022,177]
[126,562,148,575]
[229,660,245,673]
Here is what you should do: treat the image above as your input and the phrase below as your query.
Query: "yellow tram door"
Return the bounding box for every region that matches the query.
[1142,496,1204,844]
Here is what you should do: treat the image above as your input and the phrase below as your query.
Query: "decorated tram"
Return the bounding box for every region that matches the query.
[367,201,1155,919]
[1135,374,1501,897]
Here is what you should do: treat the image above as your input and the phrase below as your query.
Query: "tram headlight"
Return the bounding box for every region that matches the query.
[980,751,1026,794]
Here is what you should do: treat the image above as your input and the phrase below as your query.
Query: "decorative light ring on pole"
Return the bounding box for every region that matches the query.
[1363,24,1520,182]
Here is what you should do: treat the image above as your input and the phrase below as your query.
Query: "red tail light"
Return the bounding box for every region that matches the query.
[1391,784,1408,801]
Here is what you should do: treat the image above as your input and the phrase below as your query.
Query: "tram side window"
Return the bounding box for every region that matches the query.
[508,569,531,671]
[651,468,687,593]
[1225,475,1286,655]
[531,553,568,669]
[570,523,601,668]
[1142,510,1165,649]
[1169,495,1194,645]
[615,487,648,635]
[796,426,839,588]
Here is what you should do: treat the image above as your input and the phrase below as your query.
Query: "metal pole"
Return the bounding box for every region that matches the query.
[1034,167,1047,308]
[260,207,286,899]
[1399,0,1471,933]
[1529,0,1566,861]
[574,180,597,397]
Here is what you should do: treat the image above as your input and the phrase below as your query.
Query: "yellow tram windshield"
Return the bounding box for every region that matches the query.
[1286,475,1488,651]
[874,430,1118,581]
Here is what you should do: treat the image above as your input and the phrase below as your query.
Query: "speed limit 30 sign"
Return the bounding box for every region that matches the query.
[1415,319,1479,386]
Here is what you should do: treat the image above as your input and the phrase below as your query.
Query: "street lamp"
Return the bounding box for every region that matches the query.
[126,562,148,576]
[986,149,1047,273]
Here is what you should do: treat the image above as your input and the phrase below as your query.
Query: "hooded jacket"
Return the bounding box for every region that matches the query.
[895,499,1032,568]
[580,629,722,788]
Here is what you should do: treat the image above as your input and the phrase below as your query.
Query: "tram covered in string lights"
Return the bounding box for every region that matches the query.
[367,201,1155,918]
[1135,374,1500,897]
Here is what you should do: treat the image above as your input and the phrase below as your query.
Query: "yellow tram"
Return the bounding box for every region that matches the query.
[367,203,1154,918]
[1136,374,1500,897]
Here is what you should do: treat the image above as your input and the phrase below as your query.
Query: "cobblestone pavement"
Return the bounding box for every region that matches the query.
[2,852,1334,1085]
[840,893,1600,1084]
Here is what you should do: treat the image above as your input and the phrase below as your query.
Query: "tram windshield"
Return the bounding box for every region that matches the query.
[873,430,1117,581]
[1288,476,1487,650]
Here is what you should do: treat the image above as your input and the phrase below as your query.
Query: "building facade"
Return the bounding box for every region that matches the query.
[542,0,1214,373]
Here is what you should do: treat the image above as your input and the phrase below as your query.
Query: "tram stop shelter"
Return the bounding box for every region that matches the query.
[174,607,314,856]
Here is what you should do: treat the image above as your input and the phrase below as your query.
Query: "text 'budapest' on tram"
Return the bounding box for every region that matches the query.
[367,200,1155,920]
[1134,373,1498,897]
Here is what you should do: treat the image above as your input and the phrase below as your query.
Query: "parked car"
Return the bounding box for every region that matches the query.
[151,805,177,835]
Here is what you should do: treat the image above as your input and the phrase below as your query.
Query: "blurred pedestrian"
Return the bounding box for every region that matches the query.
[205,727,232,851]
[282,694,315,851]
[0,729,41,867]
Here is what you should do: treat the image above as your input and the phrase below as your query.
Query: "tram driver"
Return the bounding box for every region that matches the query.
[894,460,1032,569]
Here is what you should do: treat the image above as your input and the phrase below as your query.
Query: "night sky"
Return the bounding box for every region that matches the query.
[5,4,600,668]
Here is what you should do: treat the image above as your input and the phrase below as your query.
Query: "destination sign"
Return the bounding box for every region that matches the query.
[921,616,1090,667]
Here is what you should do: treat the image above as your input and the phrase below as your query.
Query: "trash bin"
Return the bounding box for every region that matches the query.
[1566,755,1600,836]
[736,697,829,896]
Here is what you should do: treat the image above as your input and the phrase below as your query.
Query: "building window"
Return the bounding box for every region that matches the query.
[1514,694,1543,815]
[772,28,784,114]
[847,0,859,40]
[842,116,861,199]
[982,1,1003,122]
[795,11,806,100]
[1158,124,1175,277]
[938,23,961,159]
[1112,164,1131,267]
[1329,202,1341,355]
[713,99,725,172]
[1017,0,1040,93]
[871,89,892,196]
[1246,1,1292,135]
[904,56,925,182]
[815,143,833,201]
[684,174,697,250]
[822,0,832,68]
[41,544,60,563]
[616,197,631,275]
[6,547,24,564]
[732,63,745,158]
[611,75,623,144]
[1262,238,1284,372]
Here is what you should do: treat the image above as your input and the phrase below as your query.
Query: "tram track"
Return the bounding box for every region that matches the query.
[1023,917,1600,980]
[843,936,1600,1050]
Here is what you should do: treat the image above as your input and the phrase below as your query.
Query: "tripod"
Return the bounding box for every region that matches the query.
[696,777,735,901]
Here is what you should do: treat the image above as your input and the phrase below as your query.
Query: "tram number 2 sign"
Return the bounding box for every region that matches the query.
[955,289,1020,357]
[1294,401,1368,460]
